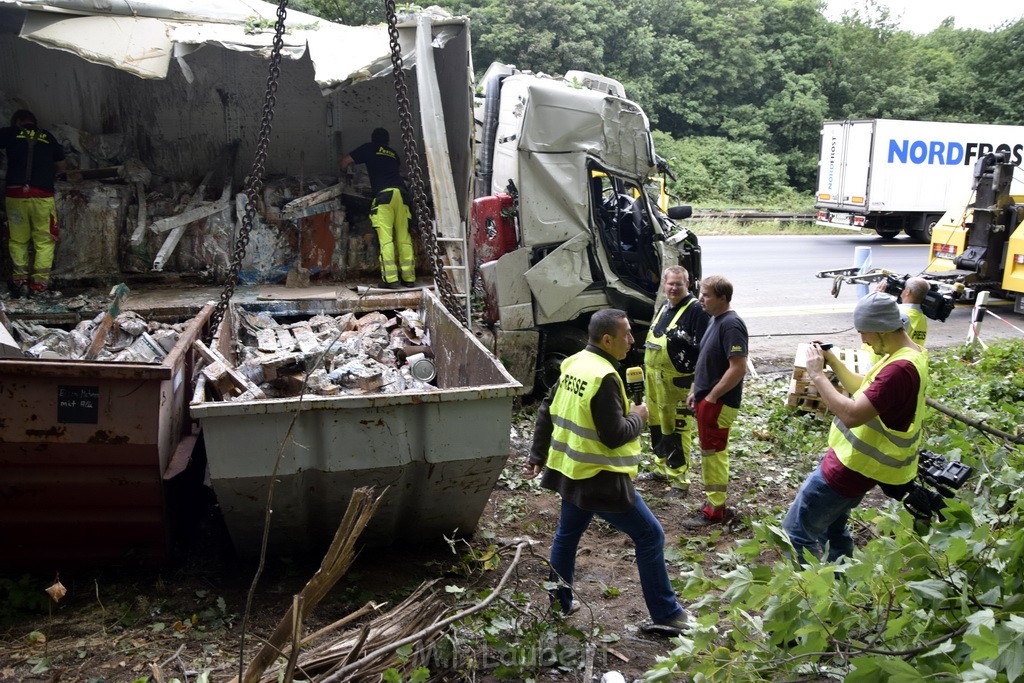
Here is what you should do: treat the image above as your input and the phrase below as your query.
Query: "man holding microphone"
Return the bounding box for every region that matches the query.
[525,308,690,636]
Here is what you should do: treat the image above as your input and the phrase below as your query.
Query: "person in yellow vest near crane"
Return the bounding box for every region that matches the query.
[525,308,691,636]
[782,292,929,562]
[863,276,930,365]
[899,277,929,346]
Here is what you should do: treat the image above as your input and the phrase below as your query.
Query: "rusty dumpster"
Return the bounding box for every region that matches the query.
[0,304,214,569]
[189,290,521,557]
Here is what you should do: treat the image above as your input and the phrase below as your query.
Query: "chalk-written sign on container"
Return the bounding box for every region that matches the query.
[57,385,100,424]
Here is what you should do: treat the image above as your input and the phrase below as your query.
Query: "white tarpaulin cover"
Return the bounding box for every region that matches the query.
[0,0,393,89]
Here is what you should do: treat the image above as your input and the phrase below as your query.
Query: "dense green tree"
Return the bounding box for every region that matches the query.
[962,21,1024,124]
[298,0,1024,202]
[294,0,386,25]
[654,131,791,204]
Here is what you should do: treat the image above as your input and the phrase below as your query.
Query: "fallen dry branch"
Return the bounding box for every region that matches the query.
[237,486,386,683]
[927,396,1024,445]
[257,580,446,683]
[315,541,529,683]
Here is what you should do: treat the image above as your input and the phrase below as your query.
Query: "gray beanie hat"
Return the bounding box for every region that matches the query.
[854,292,904,333]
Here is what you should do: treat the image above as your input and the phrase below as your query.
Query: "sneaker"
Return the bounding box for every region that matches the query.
[378,280,401,290]
[549,600,581,618]
[681,505,735,528]
[639,609,692,637]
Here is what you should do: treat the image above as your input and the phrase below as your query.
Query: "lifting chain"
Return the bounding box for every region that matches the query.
[383,0,467,325]
[208,0,289,340]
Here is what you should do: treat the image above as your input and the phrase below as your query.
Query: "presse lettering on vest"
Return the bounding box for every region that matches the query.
[887,139,1024,166]
[560,372,589,398]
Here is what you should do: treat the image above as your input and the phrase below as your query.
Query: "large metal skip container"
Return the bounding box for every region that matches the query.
[190,290,521,556]
[0,304,214,569]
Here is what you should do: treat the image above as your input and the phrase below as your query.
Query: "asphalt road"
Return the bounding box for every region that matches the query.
[698,233,1024,368]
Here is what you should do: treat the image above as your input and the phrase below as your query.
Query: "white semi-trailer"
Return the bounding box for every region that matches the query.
[814,118,1024,242]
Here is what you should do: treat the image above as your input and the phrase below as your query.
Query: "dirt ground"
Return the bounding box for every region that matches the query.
[0,347,864,682]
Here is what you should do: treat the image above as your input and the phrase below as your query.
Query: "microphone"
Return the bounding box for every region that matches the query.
[625,366,645,405]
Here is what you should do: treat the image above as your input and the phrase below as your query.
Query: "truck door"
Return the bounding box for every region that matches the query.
[590,170,661,297]
[817,120,872,212]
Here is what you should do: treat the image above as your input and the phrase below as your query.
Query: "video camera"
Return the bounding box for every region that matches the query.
[882,274,957,322]
[902,450,973,521]
[918,450,973,498]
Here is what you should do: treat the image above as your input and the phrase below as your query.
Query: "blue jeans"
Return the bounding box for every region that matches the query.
[549,493,683,623]
[782,464,864,563]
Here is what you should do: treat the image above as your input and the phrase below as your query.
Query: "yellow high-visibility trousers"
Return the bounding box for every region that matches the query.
[6,195,58,285]
[370,187,413,283]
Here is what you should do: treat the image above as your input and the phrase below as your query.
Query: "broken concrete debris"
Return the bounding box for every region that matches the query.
[10,311,184,362]
[199,307,437,401]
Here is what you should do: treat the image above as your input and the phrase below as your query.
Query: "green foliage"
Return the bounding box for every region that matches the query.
[653,132,792,205]
[242,15,318,35]
[644,340,1024,681]
[448,587,605,680]
[294,0,387,25]
[442,0,1024,201]
[0,575,51,616]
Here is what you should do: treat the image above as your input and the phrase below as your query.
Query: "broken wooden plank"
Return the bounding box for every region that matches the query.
[280,182,343,215]
[148,198,231,234]
[84,283,130,360]
[281,197,342,221]
[151,169,214,271]
[191,372,208,405]
[192,339,266,400]
[129,181,149,245]
[202,361,238,399]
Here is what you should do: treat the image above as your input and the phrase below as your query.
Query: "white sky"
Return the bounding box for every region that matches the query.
[824,0,1024,34]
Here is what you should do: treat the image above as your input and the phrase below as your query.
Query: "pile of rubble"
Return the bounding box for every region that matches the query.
[195,307,438,402]
[6,310,183,363]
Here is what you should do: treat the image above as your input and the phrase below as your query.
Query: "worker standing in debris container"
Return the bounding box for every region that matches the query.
[0,109,67,298]
[782,292,928,562]
[340,128,416,289]
[639,265,709,498]
[683,274,748,528]
[525,308,692,637]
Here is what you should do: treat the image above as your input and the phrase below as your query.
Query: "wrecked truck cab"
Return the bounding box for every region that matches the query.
[471,63,701,393]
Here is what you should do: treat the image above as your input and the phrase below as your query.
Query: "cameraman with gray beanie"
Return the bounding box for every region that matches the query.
[782,292,928,563]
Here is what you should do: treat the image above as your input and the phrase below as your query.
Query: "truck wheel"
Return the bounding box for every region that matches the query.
[909,216,938,244]
[876,229,899,239]
[536,326,588,397]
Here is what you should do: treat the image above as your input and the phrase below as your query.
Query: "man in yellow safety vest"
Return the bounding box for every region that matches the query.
[782,292,928,562]
[525,308,691,636]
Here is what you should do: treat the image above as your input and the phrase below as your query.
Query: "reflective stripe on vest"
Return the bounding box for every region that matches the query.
[829,346,929,484]
[643,299,695,368]
[547,350,640,479]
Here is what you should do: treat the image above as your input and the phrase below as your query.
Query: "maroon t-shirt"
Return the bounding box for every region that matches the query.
[821,359,920,497]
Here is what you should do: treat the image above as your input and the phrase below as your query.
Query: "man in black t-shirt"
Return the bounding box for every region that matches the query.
[684,274,748,527]
[340,128,415,289]
[0,109,67,297]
